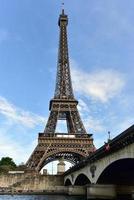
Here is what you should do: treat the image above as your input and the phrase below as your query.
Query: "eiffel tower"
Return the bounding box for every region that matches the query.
[26,9,95,172]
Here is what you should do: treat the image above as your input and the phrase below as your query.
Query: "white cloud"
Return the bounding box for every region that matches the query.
[93,117,134,149]
[77,98,104,133]
[84,116,104,133]
[77,99,90,112]
[0,96,45,128]
[71,60,125,102]
[0,96,45,163]
[0,130,37,164]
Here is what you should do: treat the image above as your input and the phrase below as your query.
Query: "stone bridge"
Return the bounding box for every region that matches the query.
[64,125,134,186]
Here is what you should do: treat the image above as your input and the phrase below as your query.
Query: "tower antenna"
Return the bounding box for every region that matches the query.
[61,2,65,14]
[62,2,64,9]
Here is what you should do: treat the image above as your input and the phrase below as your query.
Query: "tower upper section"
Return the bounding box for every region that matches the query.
[54,9,74,100]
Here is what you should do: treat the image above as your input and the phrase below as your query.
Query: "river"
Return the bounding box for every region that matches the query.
[0,195,86,200]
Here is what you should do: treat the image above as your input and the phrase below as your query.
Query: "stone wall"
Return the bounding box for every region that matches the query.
[0,174,64,190]
[13,175,64,190]
[0,174,27,188]
[0,174,86,196]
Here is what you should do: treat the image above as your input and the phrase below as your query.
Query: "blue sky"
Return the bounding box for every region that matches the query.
[0,0,134,170]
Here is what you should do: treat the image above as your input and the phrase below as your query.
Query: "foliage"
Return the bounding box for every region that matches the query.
[0,157,17,174]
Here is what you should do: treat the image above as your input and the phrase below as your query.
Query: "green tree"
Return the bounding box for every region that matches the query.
[0,157,16,174]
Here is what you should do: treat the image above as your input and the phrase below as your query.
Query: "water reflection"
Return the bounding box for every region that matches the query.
[0,195,86,200]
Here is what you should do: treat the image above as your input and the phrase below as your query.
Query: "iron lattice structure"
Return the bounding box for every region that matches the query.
[26,10,95,172]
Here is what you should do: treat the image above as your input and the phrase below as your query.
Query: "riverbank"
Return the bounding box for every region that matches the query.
[0,186,86,196]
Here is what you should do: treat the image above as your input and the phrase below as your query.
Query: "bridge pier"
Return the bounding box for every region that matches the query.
[68,186,86,196]
[87,184,116,199]
[87,184,134,199]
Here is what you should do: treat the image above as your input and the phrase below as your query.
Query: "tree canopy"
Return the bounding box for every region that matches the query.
[0,157,16,174]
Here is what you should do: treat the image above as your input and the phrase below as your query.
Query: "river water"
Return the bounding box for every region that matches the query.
[0,195,86,200]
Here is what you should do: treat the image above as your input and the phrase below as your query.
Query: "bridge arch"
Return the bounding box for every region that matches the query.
[74,173,91,186]
[92,143,134,183]
[97,158,134,185]
[65,178,72,186]
[64,139,134,185]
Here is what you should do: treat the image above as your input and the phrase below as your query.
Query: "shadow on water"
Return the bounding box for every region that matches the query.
[0,195,86,200]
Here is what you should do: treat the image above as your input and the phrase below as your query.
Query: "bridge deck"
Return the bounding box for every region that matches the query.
[64,124,134,176]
